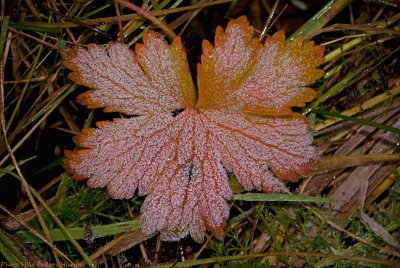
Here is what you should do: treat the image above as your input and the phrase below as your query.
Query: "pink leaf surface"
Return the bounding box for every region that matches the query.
[63,16,324,242]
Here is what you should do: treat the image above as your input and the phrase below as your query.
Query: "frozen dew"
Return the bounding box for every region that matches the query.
[63,16,323,243]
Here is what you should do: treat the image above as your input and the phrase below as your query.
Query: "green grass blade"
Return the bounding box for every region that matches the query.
[9,175,95,267]
[31,157,63,176]
[232,193,333,203]
[148,252,399,267]
[0,229,30,267]
[289,0,353,40]
[0,240,22,267]
[6,34,47,131]
[9,22,60,34]
[16,220,141,243]
[24,84,78,128]
[0,16,10,59]
[306,61,371,110]
[0,156,37,179]
[312,109,400,135]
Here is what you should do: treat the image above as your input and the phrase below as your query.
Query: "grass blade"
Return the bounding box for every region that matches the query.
[233,193,333,203]
[312,109,400,135]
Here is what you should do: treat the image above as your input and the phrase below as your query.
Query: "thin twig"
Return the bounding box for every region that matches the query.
[16,0,234,29]
[114,0,124,42]
[36,3,113,41]
[259,0,280,42]
[116,0,177,40]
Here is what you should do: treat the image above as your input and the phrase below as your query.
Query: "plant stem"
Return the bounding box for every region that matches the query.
[116,0,177,40]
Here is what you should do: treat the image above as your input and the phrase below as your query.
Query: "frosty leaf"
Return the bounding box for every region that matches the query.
[196,17,324,115]
[63,32,195,115]
[63,16,323,243]
[64,112,232,242]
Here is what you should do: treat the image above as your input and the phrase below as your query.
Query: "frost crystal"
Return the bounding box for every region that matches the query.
[63,16,324,243]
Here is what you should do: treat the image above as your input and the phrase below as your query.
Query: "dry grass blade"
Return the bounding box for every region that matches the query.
[360,211,400,249]
[82,229,155,267]
[328,118,400,215]
[313,153,400,174]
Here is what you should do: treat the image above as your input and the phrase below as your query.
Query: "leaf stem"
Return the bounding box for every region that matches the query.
[116,0,177,40]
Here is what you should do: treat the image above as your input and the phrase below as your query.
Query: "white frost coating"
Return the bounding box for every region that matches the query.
[196,20,259,109]
[65,17,322,243]
[68,107,316,241]
[212,25,255,85]
[69,109,234,242]
[197,19,323,114]
[141,146,230,242]
[219,43,308,112]
[67,36,192,115]
[136,36,185,104]
[202,110,317,186]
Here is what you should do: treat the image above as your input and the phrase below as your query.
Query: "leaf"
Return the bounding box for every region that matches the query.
[62,16,324,243]
[62,31,196,114]
[196,17,324,116]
